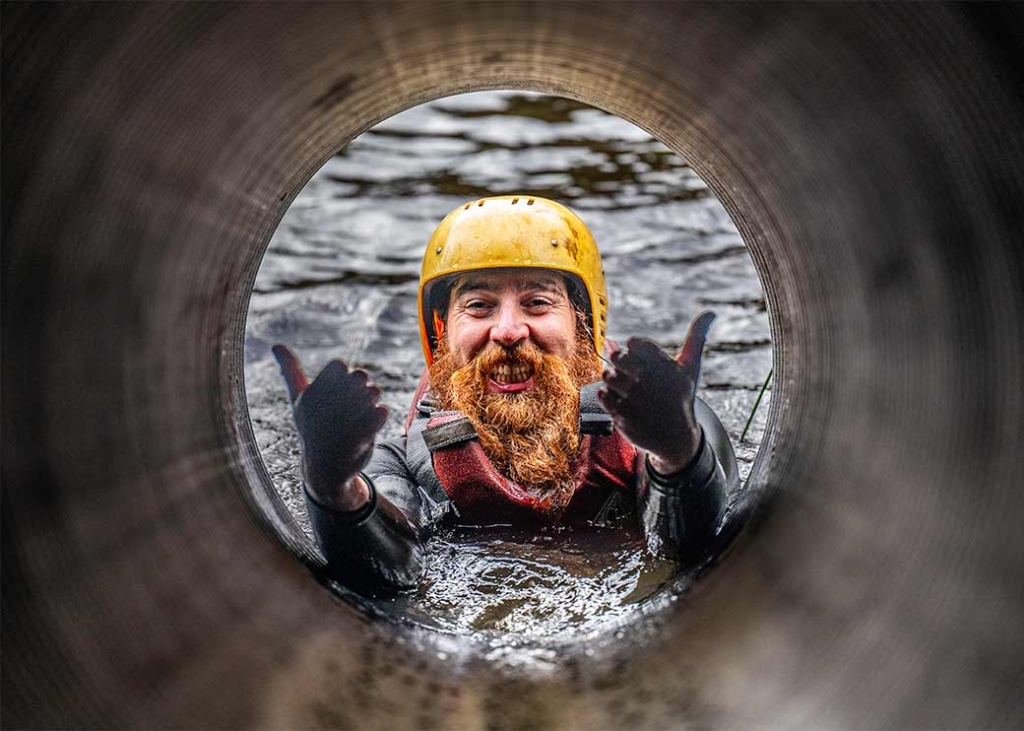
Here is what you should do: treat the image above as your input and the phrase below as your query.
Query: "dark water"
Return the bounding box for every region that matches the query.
[244,92,771,642]
[392,520,678,642]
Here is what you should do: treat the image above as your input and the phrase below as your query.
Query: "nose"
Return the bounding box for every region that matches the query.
[490,305,529,348]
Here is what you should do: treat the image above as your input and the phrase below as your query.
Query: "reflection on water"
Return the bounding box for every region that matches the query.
[245,91,771,641]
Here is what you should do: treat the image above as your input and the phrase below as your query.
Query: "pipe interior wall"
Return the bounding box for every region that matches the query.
[3,3,1023,727]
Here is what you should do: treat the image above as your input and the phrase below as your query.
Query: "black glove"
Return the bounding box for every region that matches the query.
[272,344,387,510]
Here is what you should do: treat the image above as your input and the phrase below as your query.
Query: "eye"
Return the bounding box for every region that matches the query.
[524,297,554,310]
[463,299,493,314]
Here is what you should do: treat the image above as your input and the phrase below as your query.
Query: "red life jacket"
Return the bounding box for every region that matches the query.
[405,371,640,524]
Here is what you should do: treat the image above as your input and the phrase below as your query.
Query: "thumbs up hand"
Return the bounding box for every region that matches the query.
[272,345,388,511]
[598,312,716,475]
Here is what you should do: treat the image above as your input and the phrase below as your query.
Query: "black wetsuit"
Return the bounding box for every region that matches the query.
[305,383,738,593]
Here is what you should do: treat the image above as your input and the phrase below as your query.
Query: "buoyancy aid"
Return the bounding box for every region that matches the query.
[405,374,640,524]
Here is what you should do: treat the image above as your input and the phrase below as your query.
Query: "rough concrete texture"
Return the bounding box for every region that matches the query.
[4,3,1024,727]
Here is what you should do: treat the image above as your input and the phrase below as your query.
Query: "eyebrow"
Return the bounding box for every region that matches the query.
[453,276,566,298]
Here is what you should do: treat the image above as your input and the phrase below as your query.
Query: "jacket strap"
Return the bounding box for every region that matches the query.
[579,381,614,435]
[422,412,478,453]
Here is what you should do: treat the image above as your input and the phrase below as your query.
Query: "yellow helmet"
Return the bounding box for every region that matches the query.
[418,195,608,366]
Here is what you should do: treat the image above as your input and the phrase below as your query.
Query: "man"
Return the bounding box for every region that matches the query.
[274,195,738,594]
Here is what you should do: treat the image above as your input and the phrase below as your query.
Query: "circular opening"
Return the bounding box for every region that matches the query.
[242,90,773,654]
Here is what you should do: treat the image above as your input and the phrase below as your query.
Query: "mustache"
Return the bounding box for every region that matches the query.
[470,341,545,374]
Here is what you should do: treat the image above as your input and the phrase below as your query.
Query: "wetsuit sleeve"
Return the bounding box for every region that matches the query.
[303,435,441,594]
[636,397,739,563]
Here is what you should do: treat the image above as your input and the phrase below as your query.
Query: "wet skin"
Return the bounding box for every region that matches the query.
[274,268,715,511]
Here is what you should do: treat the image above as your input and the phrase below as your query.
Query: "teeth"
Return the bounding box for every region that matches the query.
[492,364,532,384]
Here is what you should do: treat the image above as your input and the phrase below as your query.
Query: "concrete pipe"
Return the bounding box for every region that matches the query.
[3,3,1023,727]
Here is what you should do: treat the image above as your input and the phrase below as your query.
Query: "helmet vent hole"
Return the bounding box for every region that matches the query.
[463,203,471,210]
[527,198,535,205]
[512,197,520,204]
[477,200,485,206]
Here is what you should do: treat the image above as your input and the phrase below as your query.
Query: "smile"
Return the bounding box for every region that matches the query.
[488,363,535,393]
[492,363,533,384]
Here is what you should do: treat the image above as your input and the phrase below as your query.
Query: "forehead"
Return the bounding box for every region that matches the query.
[451,268,567,296]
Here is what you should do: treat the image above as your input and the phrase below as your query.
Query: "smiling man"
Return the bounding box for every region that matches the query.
[274,196,738,593]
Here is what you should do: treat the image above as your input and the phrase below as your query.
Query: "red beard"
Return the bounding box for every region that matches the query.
[429,330,602,513]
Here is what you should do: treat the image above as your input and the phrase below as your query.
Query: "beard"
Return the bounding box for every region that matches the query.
[429,326,603,512]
